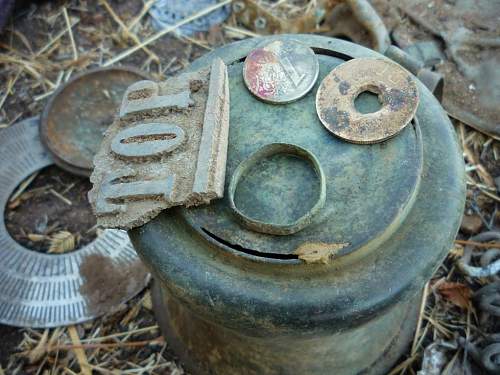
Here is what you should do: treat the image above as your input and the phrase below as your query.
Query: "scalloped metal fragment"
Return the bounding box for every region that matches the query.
[0,117,149,328]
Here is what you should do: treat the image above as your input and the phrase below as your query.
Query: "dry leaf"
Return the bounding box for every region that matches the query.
[48,231,75,254]
[294,242,349,264]
[142,291,153,311]
[448,244,464,259]
[120,303,141,326]
[437,282,471,309]
[27,329,49,364]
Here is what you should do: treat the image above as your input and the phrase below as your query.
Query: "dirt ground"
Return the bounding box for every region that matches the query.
[5,166,97,253]
[0,0,499,374]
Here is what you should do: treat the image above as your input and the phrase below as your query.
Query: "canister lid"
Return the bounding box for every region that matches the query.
[178,37,422,262]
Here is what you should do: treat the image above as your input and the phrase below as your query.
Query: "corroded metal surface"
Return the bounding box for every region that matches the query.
[89,58,230,229]
[151,280,420,375]
[243,39,318,103]
[395,0,500,139]
[41,67,149,177]
[0,117,149,328]
[316,58,419,144]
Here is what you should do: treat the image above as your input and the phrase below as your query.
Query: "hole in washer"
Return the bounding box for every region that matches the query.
[4,165,97,254]
[233,153,320,227]
[354,88,383,114]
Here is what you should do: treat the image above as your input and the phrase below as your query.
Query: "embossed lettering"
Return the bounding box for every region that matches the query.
[120,80,193,117]
[111,123,185,159]
[95,168,175,215]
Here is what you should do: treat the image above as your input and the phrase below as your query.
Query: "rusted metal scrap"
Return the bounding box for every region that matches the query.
[233,0,338,34]
[89,58,230,229]
[394,0,500,139]
[326,0,390,53]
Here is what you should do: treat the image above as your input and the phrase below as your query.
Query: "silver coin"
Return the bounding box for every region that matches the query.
[243,39,319,104]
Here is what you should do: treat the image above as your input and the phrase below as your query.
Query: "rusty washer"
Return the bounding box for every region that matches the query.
[316,58,419,144]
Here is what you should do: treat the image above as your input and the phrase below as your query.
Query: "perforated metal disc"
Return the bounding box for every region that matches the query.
[0,117,149,328]
[149,0,230,36]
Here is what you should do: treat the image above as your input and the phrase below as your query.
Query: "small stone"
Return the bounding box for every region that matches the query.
[460,214,483,235]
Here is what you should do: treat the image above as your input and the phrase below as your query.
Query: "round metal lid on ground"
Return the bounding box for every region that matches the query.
[316,58,419,144]
[243,39,319,104]
[0,117,149,328]
[40,67,149,177]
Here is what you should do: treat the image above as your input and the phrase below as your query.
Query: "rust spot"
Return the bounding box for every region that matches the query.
[338,80,350,95]
[190,79,204,92]
[127,88,153,100]
[294,242,349,264]
[79,254,148,316]
[384,88,406,111]
[321,107,350,130]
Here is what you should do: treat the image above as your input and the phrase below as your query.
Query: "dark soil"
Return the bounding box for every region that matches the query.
[4,165,97,253]
[0,324,23,369]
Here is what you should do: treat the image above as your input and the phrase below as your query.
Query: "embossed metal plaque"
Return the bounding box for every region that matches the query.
[89,58,230,229]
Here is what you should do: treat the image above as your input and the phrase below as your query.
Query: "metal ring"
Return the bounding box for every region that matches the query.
[228,143,326,236]
[475,281,500,317]
[0,117,149,327]
[482,343,500,373]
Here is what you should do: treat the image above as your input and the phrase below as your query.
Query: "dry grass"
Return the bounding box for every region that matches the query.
[0,0,499,374]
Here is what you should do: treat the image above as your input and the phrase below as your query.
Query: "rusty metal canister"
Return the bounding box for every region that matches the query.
[129,35,465,374]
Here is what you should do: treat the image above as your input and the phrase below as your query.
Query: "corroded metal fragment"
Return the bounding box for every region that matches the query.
[316,58,419,144]
[243,39,319,104]
[89,58,230,229]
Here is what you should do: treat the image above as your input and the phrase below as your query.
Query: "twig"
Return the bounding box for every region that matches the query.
[223,25,261,38]
[103,0,232,66]
[478,188,500,203]
[128,0,156,30]
[455,240,500,249]
[67,326,91,375]
[80,325,159,343]
[9,172,38,202]
[99,0,159,63]
[0,69,22,111]
[179,35,212,50]
[36,19,80,56]
[411,281,429,355]
[49,189,72,205]
[51,337,164,351]
[62,7,78,61]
